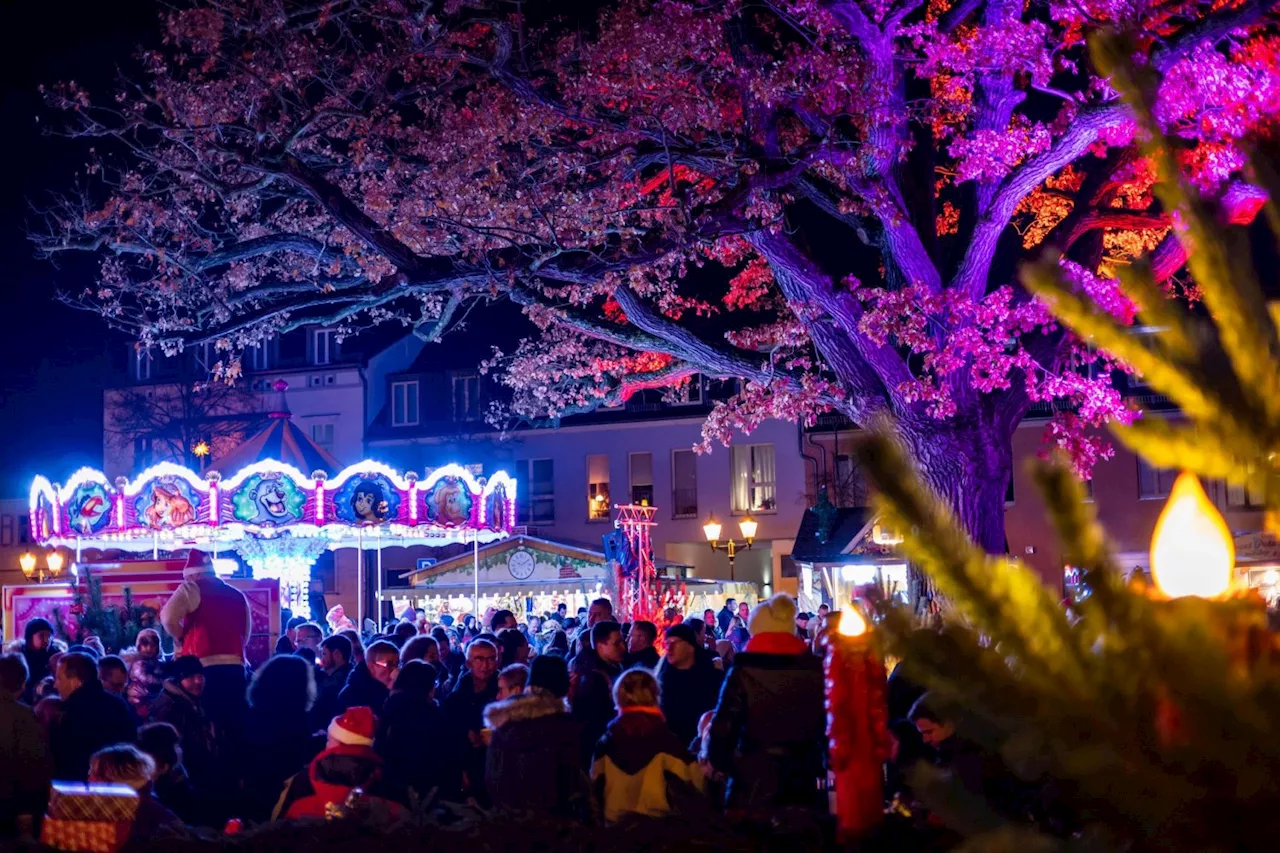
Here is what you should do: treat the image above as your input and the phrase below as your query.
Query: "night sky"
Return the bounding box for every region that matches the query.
[0,0,158,497]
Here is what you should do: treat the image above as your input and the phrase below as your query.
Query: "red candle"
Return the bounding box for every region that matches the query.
[824,608,890,842]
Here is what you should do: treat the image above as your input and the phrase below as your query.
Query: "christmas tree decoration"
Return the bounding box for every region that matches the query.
[850,29,1280,853]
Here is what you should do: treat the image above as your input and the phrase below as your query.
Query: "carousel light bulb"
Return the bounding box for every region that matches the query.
[838,607,868,637]
[1150,472,1234,599]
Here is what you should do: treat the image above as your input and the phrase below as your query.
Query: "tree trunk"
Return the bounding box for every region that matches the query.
[897,419,1012,556]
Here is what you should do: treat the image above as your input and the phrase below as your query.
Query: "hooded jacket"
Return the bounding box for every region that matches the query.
[590,708,704,823]
[151,680,217,789]
[52,681,137,781]
[657,654,724,746]
[19,619,55,702]
[707,632,826,812]
[484,689,587,815]
[273,743,402,820]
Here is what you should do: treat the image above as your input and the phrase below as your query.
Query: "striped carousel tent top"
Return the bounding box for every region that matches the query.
[212,379,342,477]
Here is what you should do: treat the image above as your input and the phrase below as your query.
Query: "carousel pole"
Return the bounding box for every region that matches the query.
[356,528,365,629]
[376,530,384,627]
[473,529,480,618]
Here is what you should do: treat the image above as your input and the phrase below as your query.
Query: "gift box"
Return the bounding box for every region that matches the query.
[47,782,139,822]
[40,817,130,853]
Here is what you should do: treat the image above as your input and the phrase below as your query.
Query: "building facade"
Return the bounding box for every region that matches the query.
[364,346,811,596]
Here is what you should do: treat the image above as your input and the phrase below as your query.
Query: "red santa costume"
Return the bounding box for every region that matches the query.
[159,550,252,743]
[272,707,402,819]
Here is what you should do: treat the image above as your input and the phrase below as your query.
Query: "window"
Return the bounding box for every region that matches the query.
[134,437,154,468]
[1138,459,1176,500]
[248,343,271,372]
[1005,475,1016,506]
[1227,480,1266,509]
[278,331,307,363]
[391,380,420,427]
[311,423,336,453]
[672,449,698,518]
[1082,477,1095,502]
[312,329,338,365]
[630,452,654,506]
[671,375,703,406]
[133,349,152,381]
[193,342,214,372]
[588,454,611,520]
[452,373,482,421]
[731,443,776,513]
[517,459,555,524]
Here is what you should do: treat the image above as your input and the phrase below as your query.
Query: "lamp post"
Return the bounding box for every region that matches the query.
[20,551,65,584]
[703,513,757,581]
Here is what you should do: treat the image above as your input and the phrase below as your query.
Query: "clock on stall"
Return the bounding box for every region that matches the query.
[507,549,536,580]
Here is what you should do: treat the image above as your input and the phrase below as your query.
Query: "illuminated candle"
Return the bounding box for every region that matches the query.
[1150,472,1234,599]
[824,607,890,841]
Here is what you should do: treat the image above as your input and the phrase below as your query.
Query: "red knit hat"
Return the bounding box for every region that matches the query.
[328,707,377,747]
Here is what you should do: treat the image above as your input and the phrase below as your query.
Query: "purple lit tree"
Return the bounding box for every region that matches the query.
[34,0,1278,553]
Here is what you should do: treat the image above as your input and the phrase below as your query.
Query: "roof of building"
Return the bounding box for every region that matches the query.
[789,500,874,564]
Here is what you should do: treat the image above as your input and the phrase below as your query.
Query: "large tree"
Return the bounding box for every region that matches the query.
[35,0,1278,552]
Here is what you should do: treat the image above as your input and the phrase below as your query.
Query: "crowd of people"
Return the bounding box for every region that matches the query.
[0,549,1063,849]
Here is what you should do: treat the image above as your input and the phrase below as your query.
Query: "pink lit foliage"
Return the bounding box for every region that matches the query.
[35,0,1278,551]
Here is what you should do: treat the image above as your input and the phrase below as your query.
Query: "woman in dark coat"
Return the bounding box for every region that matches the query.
[483,655,588,817]
[707,594,826,814]
[374,661,447,803]
[240,656,323,823]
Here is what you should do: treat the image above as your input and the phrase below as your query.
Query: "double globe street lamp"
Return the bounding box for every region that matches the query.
[20,551,65,584]
[703,513,757,581]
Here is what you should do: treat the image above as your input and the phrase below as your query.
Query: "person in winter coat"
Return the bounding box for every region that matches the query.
[241,655,324,823]
[136,722,207,827]
[127,629,166,720]
[655,624,723,746]
[312,634,354,730]
[0,654,51,840]
[484,655,588,816]
[274,707,402,819]
[338,640,399,715]
[88,745,184,845]
[571,621,626,765]
[374,660,447,803]
[326,604,356,634]
[624,621,660,670]
[17,618,55,704]
[591,668,704,823]
[150,656,217,794]
[51,652,137,782]
[442,638,499,800]
[707,593,826,814]
[716,600,737,637]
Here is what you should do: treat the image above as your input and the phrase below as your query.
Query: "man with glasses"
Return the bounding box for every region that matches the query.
[570,621,625,765]
[443,639,500,802]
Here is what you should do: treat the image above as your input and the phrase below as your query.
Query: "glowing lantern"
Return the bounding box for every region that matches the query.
[838,605,868,637]
[1150,472,1234,599]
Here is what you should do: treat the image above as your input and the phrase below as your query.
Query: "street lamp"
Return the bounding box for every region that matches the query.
[20,551,65,584]
[703,513,757,581]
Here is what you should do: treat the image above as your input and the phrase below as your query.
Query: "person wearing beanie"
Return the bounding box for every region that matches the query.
[707,593,826,814]
[150,655,217,797]
[483,654,587,817]
[18,618,56,703]
[273,707,402,819]
[656,623,723,747]
[160,549,252,758]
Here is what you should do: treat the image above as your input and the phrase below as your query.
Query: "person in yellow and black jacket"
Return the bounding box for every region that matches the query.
[589,668,704,823]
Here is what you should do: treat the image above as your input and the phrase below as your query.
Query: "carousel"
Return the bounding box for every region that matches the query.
[25,383,517,623]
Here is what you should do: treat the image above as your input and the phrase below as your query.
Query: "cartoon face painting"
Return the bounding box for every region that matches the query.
[426,479,472,526]
[333,475,399,525]
[137,480,198,529]
[68,482,111,534]
[231,473,305,526]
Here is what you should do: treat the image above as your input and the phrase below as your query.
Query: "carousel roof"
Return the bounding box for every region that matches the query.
[213,380,341,477]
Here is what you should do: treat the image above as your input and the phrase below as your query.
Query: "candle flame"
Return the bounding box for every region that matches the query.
[838,607,868,637]
[1150,472,1234,599]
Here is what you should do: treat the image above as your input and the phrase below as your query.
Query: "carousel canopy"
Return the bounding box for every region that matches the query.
[213,380,341,477]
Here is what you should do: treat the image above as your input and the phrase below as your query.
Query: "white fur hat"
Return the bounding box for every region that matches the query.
[748,593,799,636]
